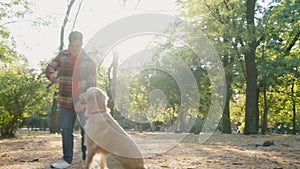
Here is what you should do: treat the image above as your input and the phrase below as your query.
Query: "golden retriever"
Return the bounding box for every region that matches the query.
[79,87,146,169]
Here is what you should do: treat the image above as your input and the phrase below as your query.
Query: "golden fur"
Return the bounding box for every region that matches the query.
[79,87,146,169]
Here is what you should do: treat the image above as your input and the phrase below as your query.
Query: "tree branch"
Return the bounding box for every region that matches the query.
[1,19,34,26]
[285,30,300,54]
[135,0,141,9]
[59,0,76,51]
[72,0,84,31]
[256,34,265,47]
[203,0,225,24]
[223,0,232,11]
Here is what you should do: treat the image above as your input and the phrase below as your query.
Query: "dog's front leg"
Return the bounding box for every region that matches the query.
[86,149,96,169]
[99,154,107,169]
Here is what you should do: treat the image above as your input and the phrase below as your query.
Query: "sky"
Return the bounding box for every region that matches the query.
[7,0,177,69]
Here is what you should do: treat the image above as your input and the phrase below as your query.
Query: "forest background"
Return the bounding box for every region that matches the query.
[0,0,299,138]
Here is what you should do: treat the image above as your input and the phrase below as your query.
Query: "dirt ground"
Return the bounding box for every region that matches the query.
[0,130,299,169]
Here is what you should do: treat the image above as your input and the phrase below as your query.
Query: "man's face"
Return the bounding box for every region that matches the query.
[68,39,82,57]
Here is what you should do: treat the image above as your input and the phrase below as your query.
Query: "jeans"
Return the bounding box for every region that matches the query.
[59,106,86,164]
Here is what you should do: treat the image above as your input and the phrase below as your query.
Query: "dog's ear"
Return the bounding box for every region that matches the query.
[96,91,106,109]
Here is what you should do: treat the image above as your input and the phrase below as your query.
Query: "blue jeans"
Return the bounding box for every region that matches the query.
[59,106,86,164]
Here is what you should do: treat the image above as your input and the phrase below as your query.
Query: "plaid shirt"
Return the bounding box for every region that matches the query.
[46,50,96,108]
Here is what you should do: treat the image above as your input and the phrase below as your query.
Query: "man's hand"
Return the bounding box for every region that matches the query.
[75,101,85,113]
[49,74,57,84]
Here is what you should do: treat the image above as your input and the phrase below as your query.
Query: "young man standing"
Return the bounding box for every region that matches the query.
[46,31,96,168]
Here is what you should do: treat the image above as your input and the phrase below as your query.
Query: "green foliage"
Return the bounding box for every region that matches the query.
[0,63,52,137]
[117,45,213,132]
[0,0,32,62]
[175,0,300,134]
[255,0,300,132]
[0,0,32,20]
[131,69,181,123]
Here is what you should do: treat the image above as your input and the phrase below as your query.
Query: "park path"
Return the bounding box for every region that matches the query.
[0,131,299,169]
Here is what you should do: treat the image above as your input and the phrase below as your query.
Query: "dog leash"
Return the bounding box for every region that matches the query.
[89,109,107,115]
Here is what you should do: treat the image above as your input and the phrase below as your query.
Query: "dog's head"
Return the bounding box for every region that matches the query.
[79,87,108,113]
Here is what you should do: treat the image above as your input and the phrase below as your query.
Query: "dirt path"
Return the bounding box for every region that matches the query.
[0,131,299,169]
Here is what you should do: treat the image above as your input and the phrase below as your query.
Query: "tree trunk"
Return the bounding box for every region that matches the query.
[106,48,119,117]
[152,122,155,133]
[71,0,83,31]
[49,92,60,133]
[261,45,268,135]
[177,112,185,133]
[222,85,232,134]
[59,0,76,51]
[244,48,259,134]
[139,113,143,133]
[261,84,268,135]
[291,82,296,135]
[222,51,233,134]
[244,0,259,135]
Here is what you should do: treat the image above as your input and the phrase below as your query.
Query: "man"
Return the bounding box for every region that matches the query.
[46,31,96,168]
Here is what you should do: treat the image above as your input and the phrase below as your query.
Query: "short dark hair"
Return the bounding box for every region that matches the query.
[68,31,83,43]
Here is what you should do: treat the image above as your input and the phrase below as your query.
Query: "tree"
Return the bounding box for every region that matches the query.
[106,48,119,117]
[176,0,246,133]
[242,0,260,134]
[268,0,299,135]
[257,0,300,134]
[0,64,51,137]
[0,0,32,62]
[0,0,54,133]
[175,0,300,134]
